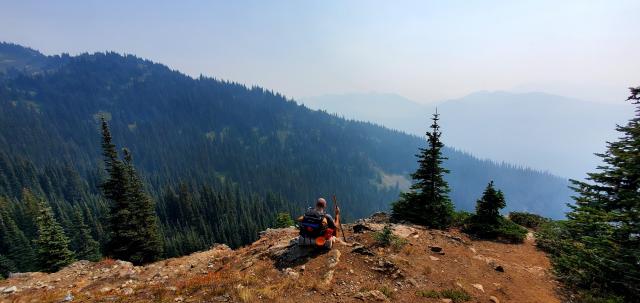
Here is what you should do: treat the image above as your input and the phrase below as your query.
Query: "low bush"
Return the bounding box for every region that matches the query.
[416,289,471,302]
[534,220,570,254]
[463,216,527,243]
[374,225,407,250]
[509,212,549,230]
[451,210,473,227]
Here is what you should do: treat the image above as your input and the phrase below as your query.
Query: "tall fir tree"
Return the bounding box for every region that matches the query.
[34,200,75,272]
[70,209,101,262]
[0,254,17,278]
[475,181,505,224]
[392,111,454,228]
[121,148,163,264]
[559,87,640,300]
[0,203,36,272]
[100,118,163,264]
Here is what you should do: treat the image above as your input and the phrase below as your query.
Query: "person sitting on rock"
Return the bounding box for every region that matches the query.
[297,198,340,249]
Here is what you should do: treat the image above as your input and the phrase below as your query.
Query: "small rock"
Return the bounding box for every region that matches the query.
[174,296,184,302]
[166,286,177,291]
[2,286,17,294]
[352,245,375,256]
[63,291,74,301]
[490,296,500,303]
[406,278,418,287]
[284,267,300,279]
[122,288,134,295]
[354,290,387,301]
[213,295,230,302]
[472,283,484,293]
[494,265,504,272]
[429,256,440,261]
[429,246,443,253]
[469,247,477,253]
[300,265,306,272]
[99,287,111,293]
[353,223,373,233]
[441,299,453,303]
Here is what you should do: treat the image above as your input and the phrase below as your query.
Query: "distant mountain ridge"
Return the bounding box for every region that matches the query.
[303,91,632,179]
[0,41,571,226]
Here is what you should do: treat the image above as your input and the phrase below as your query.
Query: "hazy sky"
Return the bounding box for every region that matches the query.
[1,1,638,103]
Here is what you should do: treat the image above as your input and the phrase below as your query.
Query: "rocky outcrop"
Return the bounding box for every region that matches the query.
[0,213,561,303]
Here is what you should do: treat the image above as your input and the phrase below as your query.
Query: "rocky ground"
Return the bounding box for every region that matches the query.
[0,213,562,302]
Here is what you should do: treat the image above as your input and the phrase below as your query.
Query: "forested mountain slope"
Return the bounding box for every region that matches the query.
[0,43,570,265]
[304,92,631,179]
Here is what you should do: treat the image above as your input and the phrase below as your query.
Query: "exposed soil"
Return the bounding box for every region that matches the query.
[0,214,562,303]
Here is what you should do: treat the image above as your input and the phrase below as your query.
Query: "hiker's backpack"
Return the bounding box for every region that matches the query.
[299,208,327,238]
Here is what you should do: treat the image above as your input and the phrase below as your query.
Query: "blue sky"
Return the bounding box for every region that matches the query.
[1,1,638,103]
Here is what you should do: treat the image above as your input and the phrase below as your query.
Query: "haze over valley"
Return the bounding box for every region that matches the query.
[303,91,633,179]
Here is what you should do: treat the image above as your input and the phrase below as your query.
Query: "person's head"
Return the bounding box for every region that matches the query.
[316,198,327,210]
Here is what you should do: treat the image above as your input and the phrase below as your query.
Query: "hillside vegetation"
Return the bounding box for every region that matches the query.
[0,42,570,274]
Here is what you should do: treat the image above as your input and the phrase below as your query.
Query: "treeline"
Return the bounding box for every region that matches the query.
[0,146,299,276]
[534,87,640,302]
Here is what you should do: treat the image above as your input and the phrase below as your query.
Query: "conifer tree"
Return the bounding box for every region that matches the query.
[475,181,505,224]
[464,181,526,243]
[34,200,75,272]
[70,209,101,261]
[558,87,640,300]
[0,254,16,278]
[99,118,163,264]
[274,212,294,228]
[0,208,36,272]
[392,111,454,228]
[121,148,163,264]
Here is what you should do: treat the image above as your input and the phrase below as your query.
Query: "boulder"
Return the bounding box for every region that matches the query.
[472,283,484,293]
[2,286,17,294]
[490,296,500,303]
[352,245,375,256]
[369,212,390,223]
[268,238,319,269]
[353,223,373,233]
[354,290,388,301]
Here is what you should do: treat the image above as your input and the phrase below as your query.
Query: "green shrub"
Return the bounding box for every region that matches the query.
[416,289,471,302]
[374,225,407,250]
[509,212,549,230]
[578,292,625,303]
[416,289,440,298]
[534,220,570,254]
[451,210,472,227]
[463,216,527,243]
[440,289,472,302]
[379,285,393,298]
[273,212,294,228]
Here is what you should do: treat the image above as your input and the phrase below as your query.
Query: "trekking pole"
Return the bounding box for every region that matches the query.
[332,195,348,242]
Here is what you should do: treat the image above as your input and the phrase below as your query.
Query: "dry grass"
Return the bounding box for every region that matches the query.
[237,287,253,302]
[99,258,117,267]
[30,289,67,303]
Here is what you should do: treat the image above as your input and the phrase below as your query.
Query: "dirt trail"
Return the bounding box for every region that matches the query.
[0,214,562,303]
